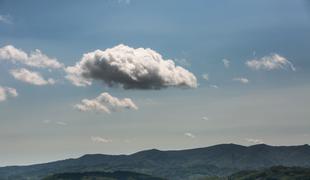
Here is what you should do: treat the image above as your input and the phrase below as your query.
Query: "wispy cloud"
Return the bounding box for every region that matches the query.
[0,45,64,69]
[184,132,196,138]
[233,77,249,84]
[209,84,219,89]
[245,138,264,144]
[118,0,131,4]
[222,59,230,68]
[246,54,296,71]
[75,92,138,114]
[175,58,191,67]
[202,116,209,121]
[0,15,12,24]
[91,136,112,143]
[10,68,55,86]
[0,86,18,102]
[202,73,209,81]
[42,120,51,124]
[42,120,67,126]
[56,121,67,126]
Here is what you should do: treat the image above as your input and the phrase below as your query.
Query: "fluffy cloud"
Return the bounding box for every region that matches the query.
[184,132,196,138]
[66,44,197,89]
[0,45,64,69]
[233,77,249,84]
[245,138,264,144]
[222,59,230,68]
[202,73,209,81]
[75,92,138,113]
[0,86,18,102]
[246,54,296,71]
[91,136,112,143]
[10,68,55,86]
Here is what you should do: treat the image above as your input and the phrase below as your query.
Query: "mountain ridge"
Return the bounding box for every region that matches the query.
[1,143,310,180]
[3,143,309,168]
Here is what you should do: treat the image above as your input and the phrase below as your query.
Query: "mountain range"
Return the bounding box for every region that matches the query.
[42,171,166,180]
[228,166,310,180]
[1,144,310,180]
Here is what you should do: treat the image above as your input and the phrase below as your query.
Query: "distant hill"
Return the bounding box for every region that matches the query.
[0,144,310,180]
[229,166,310,180]
[42,171,166,180]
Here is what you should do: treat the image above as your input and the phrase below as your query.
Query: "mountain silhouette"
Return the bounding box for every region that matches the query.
[0,144,310,180]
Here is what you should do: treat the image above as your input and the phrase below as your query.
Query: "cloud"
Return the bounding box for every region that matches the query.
[42,120,51,124]
[56,121,67,126]
[246,54,296,71]
[222,59,230,68]
[42,120,67,126]
[209,84,218,89]
[75,92,138,113]
[174,58,191,67]
[10,68,55,86]
[202,116,209,121]
[91,136,112,143]
[66,44,197,89]
[0,45,64,69]
[0,15,12,24]
[184,132,195,138]
[233,77,249,84]
[245,138,264,144]
[0,86,18,102]
[118,0,131,4]
[202,73,209,81]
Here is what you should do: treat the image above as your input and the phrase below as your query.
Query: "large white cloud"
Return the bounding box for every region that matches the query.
[66,44,197,89]
[0,45,64,69]
[0,86,18,102]
[246,54,296,71]
[75,92,138,113]
[10,68,55,86]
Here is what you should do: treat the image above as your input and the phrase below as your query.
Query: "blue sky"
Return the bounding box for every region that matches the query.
[0,0,310,166]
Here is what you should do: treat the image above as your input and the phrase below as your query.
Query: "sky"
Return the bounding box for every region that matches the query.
[0,0,310,166]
